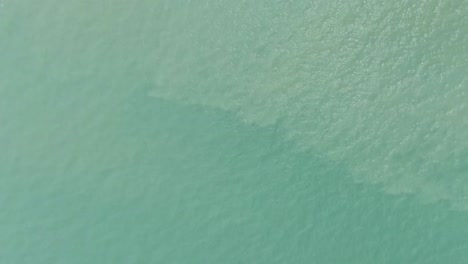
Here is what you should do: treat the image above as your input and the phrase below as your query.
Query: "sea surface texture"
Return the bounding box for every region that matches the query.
[1,0,467,263]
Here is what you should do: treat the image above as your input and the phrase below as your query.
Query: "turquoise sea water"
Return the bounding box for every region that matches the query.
[1,0,467,263]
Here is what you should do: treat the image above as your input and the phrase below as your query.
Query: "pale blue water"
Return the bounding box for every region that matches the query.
[0,0,467,263]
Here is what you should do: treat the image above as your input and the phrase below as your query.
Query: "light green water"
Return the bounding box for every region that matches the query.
[1,0,467,263]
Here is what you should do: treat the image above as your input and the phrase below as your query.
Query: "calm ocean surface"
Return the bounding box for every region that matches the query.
[1,0,467,263]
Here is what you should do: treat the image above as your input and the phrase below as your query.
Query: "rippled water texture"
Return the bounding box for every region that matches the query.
[149,0,468,208]
[0,0,467,263]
